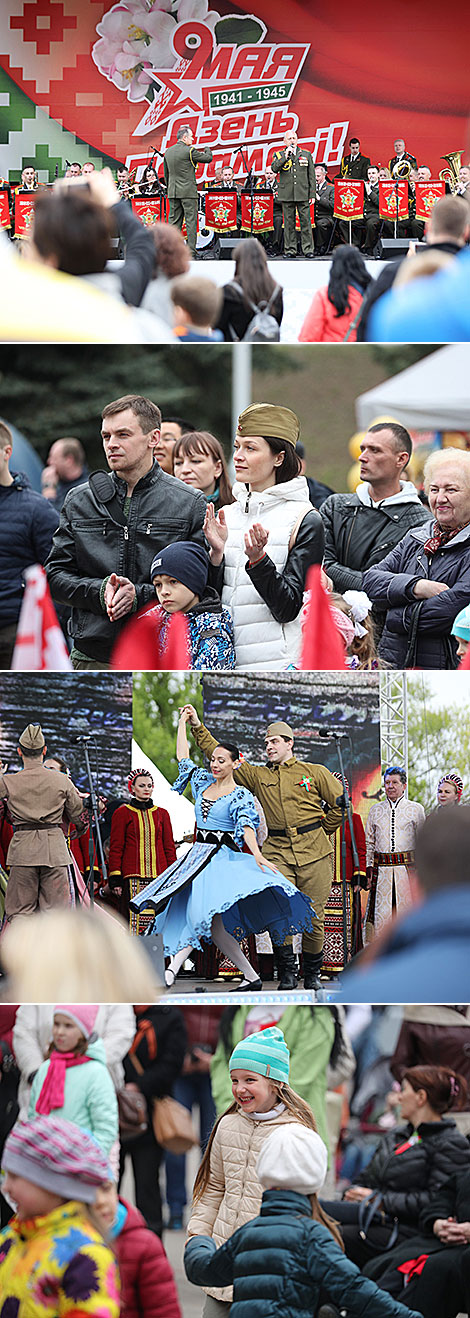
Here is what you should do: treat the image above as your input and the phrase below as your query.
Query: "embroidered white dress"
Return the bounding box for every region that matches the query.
[364,795,425,938]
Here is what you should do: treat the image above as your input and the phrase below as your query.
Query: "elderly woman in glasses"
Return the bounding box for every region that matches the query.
[363,448,470,668]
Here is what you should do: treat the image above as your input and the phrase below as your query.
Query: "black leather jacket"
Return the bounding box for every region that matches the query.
[245,507,324,624]
[46,464,206,662]
[320,491,429,594]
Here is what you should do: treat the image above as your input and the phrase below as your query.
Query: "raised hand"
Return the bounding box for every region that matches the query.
[204,503,228,564]
[244,522,269,564]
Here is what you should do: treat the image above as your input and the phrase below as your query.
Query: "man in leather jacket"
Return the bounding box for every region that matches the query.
[46,394,207,667]
[320,423,428,638]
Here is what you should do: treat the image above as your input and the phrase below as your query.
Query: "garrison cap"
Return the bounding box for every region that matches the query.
[237,404,300,448]
[265,721,294,739]
[18,723,45,752]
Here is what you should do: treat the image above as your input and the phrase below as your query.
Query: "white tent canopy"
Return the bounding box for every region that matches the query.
[132,739,194,846]
[356,345,470,431]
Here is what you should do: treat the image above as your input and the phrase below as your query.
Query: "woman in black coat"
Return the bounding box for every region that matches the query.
[364,1168,470,1318]
[363,449,470,668]
[215,237,283,341]
[321,1065,470,1270]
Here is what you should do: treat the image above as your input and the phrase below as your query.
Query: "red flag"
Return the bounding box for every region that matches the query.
[11,565,72,670]
[111,605,189,670]
[299,566,347,670]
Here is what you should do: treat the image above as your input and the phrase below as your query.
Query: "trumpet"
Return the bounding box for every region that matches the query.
[439,150,463,194]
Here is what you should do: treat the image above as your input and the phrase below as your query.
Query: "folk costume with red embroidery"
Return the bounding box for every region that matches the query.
[108,768,177,933]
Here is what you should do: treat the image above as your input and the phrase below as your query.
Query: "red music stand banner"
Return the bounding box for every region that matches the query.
[295,199,315,230]
[131,195,167,225]
[334,180,364,220]
[241,192,274,233]
[0,188,10,229]
[205,189,238,232]
[379,180,409,220]
[14,189,36,238]
[414,180,445,221]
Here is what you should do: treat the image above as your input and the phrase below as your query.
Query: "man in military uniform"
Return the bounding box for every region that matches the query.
[0,724,86,922]
[163,125,213,258]
[389,138,417,178]
[271,130,316,258]
[340,137,371,180]
[313,163,334,254]
[185,708,343,990]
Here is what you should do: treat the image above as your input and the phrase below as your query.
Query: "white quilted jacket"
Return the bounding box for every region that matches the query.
[187,1104,302,1301]
[222,475,312,670]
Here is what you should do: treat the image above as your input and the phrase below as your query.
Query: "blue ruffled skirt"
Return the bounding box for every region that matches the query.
[130,841,315,954]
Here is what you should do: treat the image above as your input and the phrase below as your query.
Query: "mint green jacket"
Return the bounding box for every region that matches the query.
[29,1036,118,1156]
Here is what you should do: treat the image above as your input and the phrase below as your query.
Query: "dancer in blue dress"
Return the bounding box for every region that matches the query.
[130,708,317,989]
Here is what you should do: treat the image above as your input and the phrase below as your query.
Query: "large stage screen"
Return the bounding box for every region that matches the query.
[0,673,132,797]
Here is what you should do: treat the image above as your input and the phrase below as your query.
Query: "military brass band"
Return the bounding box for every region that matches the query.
[3,132,468,254]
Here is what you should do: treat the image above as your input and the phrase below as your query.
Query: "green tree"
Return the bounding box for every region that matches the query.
[133,672,204,788]
[407,677,470,812]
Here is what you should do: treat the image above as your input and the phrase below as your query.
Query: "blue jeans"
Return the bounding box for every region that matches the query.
[165,1072,216,1217]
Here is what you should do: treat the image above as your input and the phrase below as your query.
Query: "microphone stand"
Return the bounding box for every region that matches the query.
[235,145,255,235]
[332,733,360,969]
[75,735,108,907]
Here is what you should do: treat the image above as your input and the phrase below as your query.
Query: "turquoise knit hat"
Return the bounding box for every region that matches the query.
[229,1026,290,1083]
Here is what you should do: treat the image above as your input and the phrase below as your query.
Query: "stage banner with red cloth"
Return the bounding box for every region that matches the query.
[241,192,274,233]
[0,188,10,229]
[414,179,445,220]
[295,199,315,230]
[131,195,168,225]
[334,180,364,220]
[205,189,238,231]
[13,189,36,238]
[379,180,409,220]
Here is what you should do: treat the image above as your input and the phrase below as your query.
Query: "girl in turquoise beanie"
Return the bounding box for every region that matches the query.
[187,1026,342,1318]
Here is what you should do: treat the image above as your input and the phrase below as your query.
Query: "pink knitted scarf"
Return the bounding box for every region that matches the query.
[35,1050,90,1115]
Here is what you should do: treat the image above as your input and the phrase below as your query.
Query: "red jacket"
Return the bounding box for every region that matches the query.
[298,283,364,342]
[108,803,176,882]
[116,1200,181,1318]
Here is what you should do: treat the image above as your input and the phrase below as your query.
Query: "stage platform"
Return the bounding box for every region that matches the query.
[190,256,382,341]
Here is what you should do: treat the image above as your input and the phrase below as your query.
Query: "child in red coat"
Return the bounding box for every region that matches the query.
[94,1181,182,1318]
[108,770,177,933]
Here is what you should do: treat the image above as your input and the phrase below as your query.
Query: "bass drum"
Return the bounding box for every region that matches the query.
[195,225,220,259]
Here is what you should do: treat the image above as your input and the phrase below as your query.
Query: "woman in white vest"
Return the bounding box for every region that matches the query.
[204,403,324,669]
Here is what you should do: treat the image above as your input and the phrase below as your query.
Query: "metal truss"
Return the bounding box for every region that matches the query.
[380,671,407,776]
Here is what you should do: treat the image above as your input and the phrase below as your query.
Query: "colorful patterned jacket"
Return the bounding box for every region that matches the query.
[0,1200,120,1318]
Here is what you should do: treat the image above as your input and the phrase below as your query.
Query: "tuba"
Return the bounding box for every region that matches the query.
[391,157,412,180]
[439,151,462,194]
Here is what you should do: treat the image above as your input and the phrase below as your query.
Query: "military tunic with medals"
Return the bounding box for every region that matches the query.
[163,141,213,257]
[271,146,316,256]
[191,719,342,955]
[0,725,86,922]
[364,794,425,939]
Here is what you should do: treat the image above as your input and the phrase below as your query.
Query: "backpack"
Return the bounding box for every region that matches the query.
[229,280,281,342]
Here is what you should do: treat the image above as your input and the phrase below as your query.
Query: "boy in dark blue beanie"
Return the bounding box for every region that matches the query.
[149,541,235,669]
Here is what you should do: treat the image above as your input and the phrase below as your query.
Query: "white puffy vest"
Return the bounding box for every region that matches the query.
[222,476,312,669]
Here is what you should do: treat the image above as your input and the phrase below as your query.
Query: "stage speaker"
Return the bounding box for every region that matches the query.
[378,238,411,259]
[218,237,236,258]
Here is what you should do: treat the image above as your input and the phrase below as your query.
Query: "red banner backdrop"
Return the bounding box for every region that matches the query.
[379,181,409,220]
[13,190,36,238]
[414,180,445,221]
[0,189,10,229]
[205,189,238,230]
[241,192,274,232]
[334,180,364,220]
[131,196,168,225]
[2,3,468,185]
